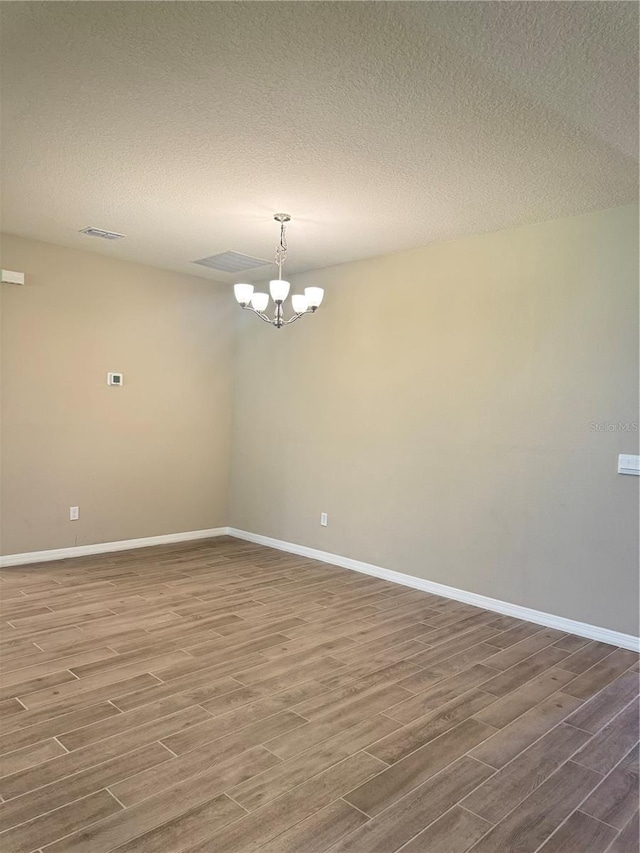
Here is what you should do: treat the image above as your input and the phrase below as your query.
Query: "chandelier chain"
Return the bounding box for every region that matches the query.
[275,219,288,277]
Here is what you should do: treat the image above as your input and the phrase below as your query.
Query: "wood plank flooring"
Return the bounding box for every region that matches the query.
[0,536,638,853]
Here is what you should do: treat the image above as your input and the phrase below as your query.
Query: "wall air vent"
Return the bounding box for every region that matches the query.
[79,227,126,240]
[192,251,270,273]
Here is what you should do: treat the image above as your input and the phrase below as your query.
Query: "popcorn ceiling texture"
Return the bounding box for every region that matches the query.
[0,2,637,280]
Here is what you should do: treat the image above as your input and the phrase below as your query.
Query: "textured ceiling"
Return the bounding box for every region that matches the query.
[1,2,637,282]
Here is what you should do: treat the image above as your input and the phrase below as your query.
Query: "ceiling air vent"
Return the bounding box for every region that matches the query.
[192,251,270,273]
[79,227,126,240]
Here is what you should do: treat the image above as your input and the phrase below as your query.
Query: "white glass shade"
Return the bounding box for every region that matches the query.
[291,294,309,314]
[305,286,324,308]
[234,283,254,306]
[269,279,290,303]
[251,292,269,312]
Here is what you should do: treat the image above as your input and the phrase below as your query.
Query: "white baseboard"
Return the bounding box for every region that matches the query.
[228,527,640,653]
[0,528,228,568]
[3,524,637,653]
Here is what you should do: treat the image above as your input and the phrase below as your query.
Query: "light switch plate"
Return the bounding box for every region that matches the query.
[618,454,640,475]
[107,372,124,386]
[1,269,25,285]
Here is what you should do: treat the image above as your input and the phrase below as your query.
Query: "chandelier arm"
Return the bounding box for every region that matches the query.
[283,309,313,325]
[244,306,274,324]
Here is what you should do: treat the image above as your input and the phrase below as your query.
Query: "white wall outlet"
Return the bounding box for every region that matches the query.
[69,506,79,521]
[320,512,328,527]
[107,372,123,386]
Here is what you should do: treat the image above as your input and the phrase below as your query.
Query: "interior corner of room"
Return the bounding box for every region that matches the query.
[2,202,639,647]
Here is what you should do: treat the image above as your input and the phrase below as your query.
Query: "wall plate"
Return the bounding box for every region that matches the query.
[618,454,640,475]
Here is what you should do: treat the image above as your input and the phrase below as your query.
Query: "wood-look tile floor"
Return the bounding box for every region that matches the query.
[0,537,638,853]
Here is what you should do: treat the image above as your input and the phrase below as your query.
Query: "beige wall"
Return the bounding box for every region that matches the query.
[230,204,640,636]
[1,234,233,555]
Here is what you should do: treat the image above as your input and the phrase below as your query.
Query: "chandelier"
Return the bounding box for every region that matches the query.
[233,214,324,328]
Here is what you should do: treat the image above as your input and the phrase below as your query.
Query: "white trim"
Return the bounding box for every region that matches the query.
[3,524,637,653]
[0,528,228,567]
[228,527,640,653]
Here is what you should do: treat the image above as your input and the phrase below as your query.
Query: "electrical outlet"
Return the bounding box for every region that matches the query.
[69,506,79,521]
[320,512,328,527]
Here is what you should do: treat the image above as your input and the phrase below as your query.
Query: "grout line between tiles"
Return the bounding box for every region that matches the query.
[575,808,627,832]
[224,791,250,815]
[159,739,179,757]
[458,803,493,824]
[52,735,69,754]
[340,796,371,819]
[106,787,127,809]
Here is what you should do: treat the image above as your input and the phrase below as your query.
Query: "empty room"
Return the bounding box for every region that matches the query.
[0,2,638,852]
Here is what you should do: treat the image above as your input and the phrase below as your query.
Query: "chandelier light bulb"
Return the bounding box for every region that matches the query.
[305,287,324,308]
[233,214,325,328]
[233,283,254,306]
[250,292,269,312]
[269,279,290,303]
[291,294,309,314]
